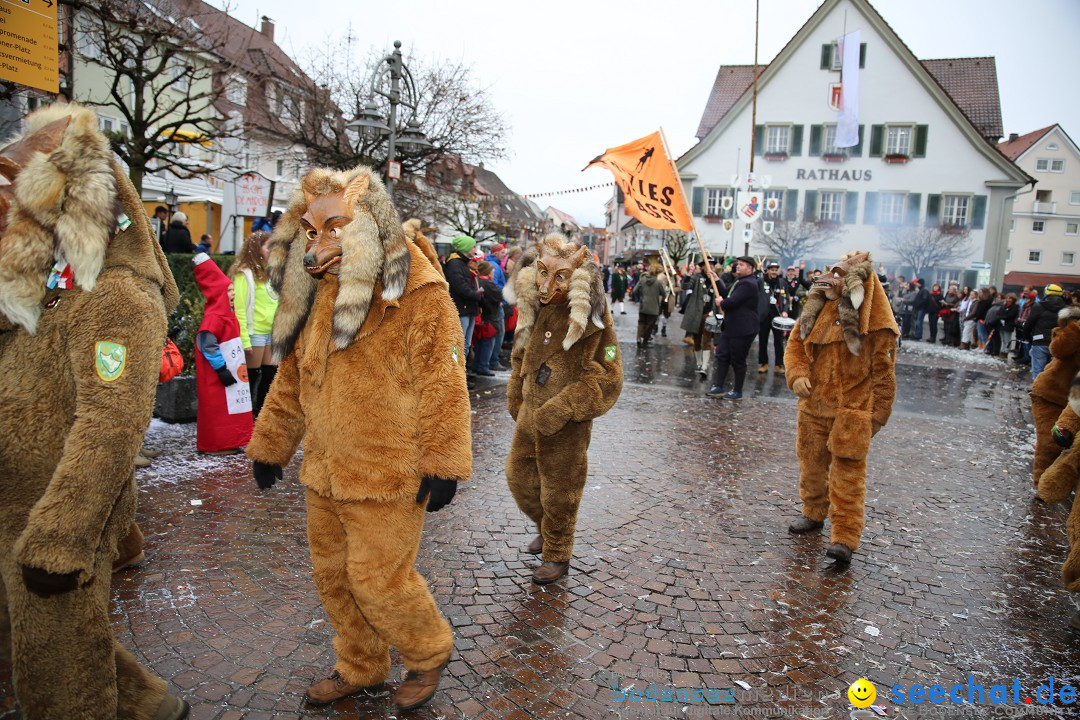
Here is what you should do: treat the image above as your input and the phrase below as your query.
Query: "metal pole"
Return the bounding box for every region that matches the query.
[385,41,402,194]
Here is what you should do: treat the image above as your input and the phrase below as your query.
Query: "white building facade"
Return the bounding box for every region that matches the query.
[1001,125,1080,290]
[677,0,1030,289]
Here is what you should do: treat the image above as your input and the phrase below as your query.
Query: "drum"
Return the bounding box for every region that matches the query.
[704,313,724,334]
[772,316,796,332]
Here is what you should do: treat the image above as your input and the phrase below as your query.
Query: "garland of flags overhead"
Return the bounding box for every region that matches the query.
[463,181,615,203]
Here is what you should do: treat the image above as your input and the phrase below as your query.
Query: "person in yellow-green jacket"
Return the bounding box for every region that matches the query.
[229,230,279,416]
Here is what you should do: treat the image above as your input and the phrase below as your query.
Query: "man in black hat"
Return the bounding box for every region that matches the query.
[706,257,760,399]
[757,261,788,375]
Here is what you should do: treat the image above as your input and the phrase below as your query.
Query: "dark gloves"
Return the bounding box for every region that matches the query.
[1053,425,1074,449]
[216,366,237,386]
[22,565,80,598]
[416,476,457,512]
[253,461,283,490]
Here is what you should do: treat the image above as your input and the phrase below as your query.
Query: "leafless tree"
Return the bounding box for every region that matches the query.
[663,231,691,267]
[754,214,841,266]
[60,0,242,194]
[879,224,973,279]
[278,35,509,182]
[437,196,500,243]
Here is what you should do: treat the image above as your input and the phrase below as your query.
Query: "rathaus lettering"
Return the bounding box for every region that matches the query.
[795,168,873,182]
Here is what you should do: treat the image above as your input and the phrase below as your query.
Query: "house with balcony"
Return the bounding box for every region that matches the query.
[676,0,1030,288]
[999,124,1080,291]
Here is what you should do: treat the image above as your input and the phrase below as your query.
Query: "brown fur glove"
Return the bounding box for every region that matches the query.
[533,401,568,437]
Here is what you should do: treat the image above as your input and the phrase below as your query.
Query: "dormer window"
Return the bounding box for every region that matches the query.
[226,74,247,106]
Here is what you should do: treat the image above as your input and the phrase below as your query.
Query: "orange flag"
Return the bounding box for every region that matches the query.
[585,131,693,232]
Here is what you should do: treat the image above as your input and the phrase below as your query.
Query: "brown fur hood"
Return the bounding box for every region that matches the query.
[266,166,409,360]
[798,251,898,354]
[402,218,444,278]
[0,103,177,333]
[503,232,607,351]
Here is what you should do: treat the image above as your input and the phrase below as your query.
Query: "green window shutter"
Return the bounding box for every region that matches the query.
[754,125,764,156]
[863,192,879,224]
[914,125,929,158]
[926,194,941,226]
[972,194,987,229]
[692,187,704,216]
[906,193,922,225]
[821,44,833,69]
[859,43,866,69]
[784,189,798,221]
[790,125,804,156]
[851,125,865,157]
[869,125,884,157]
[844,192,859,225]
[804,190,819,222]
[809,125,822,156]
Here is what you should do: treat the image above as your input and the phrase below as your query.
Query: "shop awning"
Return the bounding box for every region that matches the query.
[1003,271,1080,289]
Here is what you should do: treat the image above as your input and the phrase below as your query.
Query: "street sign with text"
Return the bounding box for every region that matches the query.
[0,0,59,93]
[970,261,992,270]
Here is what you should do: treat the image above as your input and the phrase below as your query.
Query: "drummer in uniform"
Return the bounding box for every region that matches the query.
[757,261,791,375]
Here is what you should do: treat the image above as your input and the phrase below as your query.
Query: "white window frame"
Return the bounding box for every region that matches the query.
[1069,191,1080,205]
[1066,222,1079,236]
[1032,220,1045,234]
[885,124,914,156]
[823,124,848,157]
[764,189,784,218]
[169,55,190,93]
[705,187,733,218]
[819,191,843,223]
[276,159,284,178]
[76,24,102,61]
[829,42,843,70]
[1036,159,1049,171]
[1028,249,1042,264]
[1062,251,1076,267]
[99,116,114,133]
[880,192,906,225]
[941,194,971,227]
[1051,159,1065,172]
[226,74,247,106]
[765,125,791,154]
[1007,247,1013,262]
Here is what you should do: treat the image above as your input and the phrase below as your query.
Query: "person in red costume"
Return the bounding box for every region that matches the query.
[193,253,253,454]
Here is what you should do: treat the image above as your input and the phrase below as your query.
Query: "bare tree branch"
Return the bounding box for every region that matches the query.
[61,0,243,194]
[663,231,691,267]
[273,35,508,182]
[754,213,842,265]
[879,224,973,279]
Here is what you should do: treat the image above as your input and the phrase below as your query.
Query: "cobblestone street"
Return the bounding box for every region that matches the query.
[2,307,1077,719]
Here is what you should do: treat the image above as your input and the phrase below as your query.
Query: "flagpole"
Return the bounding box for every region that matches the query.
[658,126,723,306]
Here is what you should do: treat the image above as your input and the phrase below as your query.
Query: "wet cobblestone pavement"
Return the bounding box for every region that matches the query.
[3,306,1078,719]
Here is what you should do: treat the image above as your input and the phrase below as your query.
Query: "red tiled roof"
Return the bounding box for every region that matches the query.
[1003,271,1080,290]
[997,125,1055,160]
[921,57,1003,141]
[694,65,762,139]
[695,58,1004,142]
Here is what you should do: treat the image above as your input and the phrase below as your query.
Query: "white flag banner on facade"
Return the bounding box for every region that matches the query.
[835,30,860,148]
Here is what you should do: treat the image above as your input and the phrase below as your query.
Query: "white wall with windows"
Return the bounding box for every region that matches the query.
[677,0,1025,286]
[1004,125,1080,283]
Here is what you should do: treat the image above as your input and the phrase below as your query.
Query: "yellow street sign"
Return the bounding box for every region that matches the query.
[0,0,59,93]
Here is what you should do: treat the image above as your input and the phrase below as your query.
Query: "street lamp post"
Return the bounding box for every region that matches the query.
[346,40,431,193]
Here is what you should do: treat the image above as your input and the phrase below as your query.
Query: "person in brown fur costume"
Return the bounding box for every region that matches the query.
[0,104,187,719]
[1036,384,1080,631]
[1029,306,1080,487]
[784,251,899,564]
[402,218,444,278]
[245,166,471,711]
[503,232,623,585]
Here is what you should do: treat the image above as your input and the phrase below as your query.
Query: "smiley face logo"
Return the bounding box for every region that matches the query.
[848,678,876,708]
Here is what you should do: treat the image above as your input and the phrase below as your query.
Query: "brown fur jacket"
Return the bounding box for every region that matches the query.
[246,240,472,501]
[1031,306,1080,405]
[0,104,178,583]
[784,271,899,428]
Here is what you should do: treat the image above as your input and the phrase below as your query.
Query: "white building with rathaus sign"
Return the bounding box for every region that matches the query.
[999,125,1080,292]
[677,0,1031,289]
